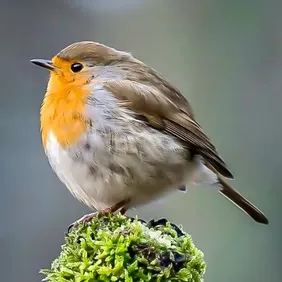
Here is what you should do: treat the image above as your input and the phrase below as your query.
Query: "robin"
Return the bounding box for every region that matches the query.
[31,41,268,228]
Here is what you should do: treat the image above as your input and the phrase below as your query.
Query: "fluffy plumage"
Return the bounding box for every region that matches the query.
[32,41,268,224]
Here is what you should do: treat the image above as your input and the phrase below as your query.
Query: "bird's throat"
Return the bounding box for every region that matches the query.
[40,76,90,148]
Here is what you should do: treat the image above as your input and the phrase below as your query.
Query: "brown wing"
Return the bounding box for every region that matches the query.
[103,68,233,179]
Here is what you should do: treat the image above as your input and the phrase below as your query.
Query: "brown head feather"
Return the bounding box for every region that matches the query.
[57,41,131,65]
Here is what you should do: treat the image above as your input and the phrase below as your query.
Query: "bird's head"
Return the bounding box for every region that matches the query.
[31,41,131,86]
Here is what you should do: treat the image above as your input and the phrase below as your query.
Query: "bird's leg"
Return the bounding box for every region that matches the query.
[68,198,130,232]
[120,205,129,215]
[99,198,130,215]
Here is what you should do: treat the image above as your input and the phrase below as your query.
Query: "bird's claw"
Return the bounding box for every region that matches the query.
[68,212,98,233]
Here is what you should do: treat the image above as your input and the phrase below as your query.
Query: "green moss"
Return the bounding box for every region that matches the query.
[41,214,206,282]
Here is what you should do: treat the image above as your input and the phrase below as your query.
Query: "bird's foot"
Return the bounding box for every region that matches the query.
[68,212,98,233]
[68,198,130,232]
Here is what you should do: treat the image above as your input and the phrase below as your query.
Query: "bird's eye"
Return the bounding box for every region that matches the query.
[71,62,83,73]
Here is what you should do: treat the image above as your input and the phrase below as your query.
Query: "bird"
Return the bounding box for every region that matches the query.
[30,41,268,228]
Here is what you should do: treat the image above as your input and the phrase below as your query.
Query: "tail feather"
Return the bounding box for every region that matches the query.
[205,162,269,225]
[218,176,269,224]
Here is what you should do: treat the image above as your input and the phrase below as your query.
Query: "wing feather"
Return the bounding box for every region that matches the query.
[102,72,233,179]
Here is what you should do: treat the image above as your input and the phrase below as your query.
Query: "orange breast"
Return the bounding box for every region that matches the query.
[40,74,91,148]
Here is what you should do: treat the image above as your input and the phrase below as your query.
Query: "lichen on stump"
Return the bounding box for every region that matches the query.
[41,214,206,282]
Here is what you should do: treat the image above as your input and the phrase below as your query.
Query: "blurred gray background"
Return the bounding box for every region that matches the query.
[1,0,281,281]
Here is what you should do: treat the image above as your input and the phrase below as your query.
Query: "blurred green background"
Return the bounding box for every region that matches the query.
[1,0,281,281]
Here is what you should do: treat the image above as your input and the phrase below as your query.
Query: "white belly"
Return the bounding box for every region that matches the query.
[45,126,205,211]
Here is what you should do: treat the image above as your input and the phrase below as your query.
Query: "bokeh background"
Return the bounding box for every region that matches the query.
[1,0,281,281]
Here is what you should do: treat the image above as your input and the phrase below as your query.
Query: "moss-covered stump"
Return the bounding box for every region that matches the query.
[41,214,206,282]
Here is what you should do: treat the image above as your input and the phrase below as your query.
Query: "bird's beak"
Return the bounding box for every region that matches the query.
[30,59,60,71]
